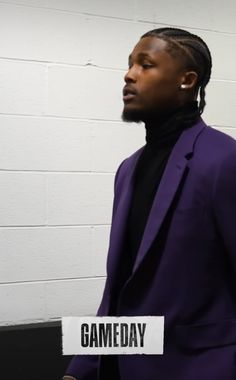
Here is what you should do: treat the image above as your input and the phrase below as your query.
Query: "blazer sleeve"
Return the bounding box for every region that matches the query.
[64,159,126,379]
[212,148,236,268]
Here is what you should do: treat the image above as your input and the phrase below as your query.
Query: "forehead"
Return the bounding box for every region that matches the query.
[129,36,168,58]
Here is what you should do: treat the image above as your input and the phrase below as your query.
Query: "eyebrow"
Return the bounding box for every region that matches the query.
[128,52,152,63]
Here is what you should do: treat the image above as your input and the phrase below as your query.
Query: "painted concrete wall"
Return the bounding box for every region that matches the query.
[0,0,235,326]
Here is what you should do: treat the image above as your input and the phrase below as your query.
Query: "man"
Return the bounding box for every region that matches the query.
[64,27,236,380]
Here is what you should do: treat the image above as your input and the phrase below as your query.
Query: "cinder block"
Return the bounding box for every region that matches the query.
[50,0,134,19]
[91,225,110,276]
[89,18,154,69]
[0,172,46,226]
[0,60,46,115]
[0,116,92,171]
[45,277,106,318]
[47,65,124,120]
[0,4,89,64]
[203,80,236,128]
[0,0,135,20]
[90,121,144,172]
[0,282,45,325]
[0,227,93,283]
[0,116,144,172]
[135,0,236,33]
[47,173,114,225]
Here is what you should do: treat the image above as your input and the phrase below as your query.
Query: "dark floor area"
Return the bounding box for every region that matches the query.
[0,322,73,380]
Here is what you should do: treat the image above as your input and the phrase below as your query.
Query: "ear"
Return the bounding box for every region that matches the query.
[180,71,198,90]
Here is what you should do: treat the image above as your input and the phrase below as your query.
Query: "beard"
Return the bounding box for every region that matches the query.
[121,104,165,124]
[121,98,184,125]
[121,107,144,123]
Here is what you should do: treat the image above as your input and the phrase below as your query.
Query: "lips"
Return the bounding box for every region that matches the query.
[123,86,137,102]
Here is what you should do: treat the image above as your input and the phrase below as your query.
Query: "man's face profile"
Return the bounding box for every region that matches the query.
[122,36,187,123]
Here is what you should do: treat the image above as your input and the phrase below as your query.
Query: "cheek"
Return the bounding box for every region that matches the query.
[154,77,180,99]
[146,72,176,92]
[145,81,176,103]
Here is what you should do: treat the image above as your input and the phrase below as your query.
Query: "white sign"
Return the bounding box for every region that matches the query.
[62,316,164,355]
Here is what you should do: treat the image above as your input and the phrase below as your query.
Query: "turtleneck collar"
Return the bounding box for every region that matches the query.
[145,100,200,149]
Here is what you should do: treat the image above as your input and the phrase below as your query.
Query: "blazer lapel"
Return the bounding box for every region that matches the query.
[132,118,206,274]
[107,146,144,286]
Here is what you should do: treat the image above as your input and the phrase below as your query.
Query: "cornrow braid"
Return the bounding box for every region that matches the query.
[141,27,212,115]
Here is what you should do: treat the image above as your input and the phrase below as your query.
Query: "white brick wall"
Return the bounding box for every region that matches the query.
[0,59,46,115]
[0,0,235,326]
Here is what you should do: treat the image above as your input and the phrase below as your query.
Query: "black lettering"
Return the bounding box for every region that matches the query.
[120,323,128,347]
[129,323,138,347]
[113,323,119,347]
[107,323,113,346]
[137,323,146,347]
[81,323,89,347]
[90,323,98,347]
[98,323,111,347]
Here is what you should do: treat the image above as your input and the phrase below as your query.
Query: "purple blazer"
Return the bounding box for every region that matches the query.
[66,118,236,380]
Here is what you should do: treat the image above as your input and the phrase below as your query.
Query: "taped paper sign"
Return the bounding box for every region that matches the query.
[62,316,164,355]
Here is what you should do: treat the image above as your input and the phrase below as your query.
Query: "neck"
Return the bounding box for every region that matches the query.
[144,105,181,130]
[144,100,200,148]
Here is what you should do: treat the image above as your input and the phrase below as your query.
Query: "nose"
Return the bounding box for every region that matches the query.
[124,65,138,83]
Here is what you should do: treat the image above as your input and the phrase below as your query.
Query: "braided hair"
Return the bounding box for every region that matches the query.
[141,27,212,115]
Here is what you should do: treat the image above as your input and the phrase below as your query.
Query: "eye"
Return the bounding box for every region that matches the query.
[142,63,154,69]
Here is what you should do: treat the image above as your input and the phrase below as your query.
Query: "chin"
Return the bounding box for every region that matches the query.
[121,107,145,123]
